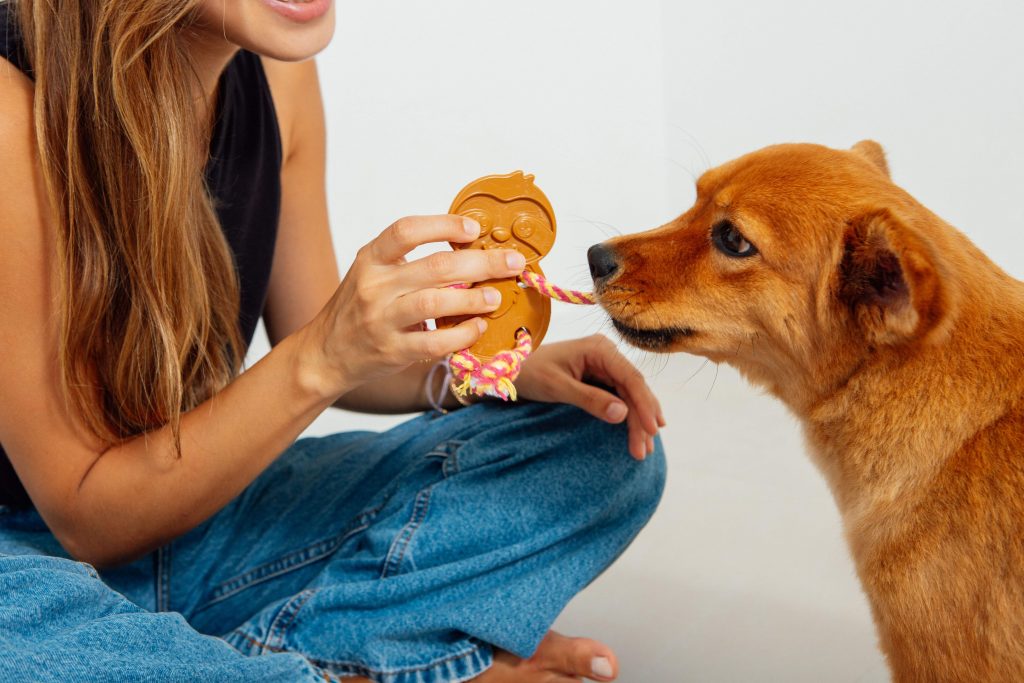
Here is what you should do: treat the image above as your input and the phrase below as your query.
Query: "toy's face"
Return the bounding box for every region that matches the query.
[450,173,556,263]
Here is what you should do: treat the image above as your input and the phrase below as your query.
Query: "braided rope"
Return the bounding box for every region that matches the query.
[517,270,595,305]
[447,270,594,401]
[449,327,533,401]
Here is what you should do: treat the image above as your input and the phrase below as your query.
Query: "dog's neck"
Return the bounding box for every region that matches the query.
[789,271,1024,524]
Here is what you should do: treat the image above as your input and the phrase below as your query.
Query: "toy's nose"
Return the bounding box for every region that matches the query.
[587,243,620,282]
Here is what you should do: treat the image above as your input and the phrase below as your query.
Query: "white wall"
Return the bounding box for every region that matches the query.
[285,0,671,438]
[247,1,1024,680]
[661,0,1024,269]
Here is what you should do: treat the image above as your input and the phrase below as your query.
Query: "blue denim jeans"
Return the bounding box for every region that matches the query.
[0,401,665,682]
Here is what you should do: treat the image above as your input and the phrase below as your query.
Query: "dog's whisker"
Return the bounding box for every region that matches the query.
[664,155,701,186]
[706,362,720,401]
[682,358,710,387]
[565,215,623,239]
[726,335,745,363]
[667,122,712,174]
[649,351,670,379]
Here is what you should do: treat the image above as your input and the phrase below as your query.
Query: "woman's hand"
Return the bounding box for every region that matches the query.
[514,334,666,460]
[301,215,526,399]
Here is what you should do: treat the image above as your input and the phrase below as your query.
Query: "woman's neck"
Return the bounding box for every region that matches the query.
[179,23,241,132]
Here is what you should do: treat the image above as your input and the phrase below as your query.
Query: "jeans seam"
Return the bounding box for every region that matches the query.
[380,487,433,579]
[441,443,461,477]
[263,588,318,653]
[155,543,172,612]
[194,532,356,613]
[307,641,486,679]
[231,628,487,677]
[194,506,383,615]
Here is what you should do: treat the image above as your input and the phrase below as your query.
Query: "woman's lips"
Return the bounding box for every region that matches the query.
[261,0,332,23]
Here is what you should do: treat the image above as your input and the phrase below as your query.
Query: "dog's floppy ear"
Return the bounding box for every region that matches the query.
[838,208,952,345]
[851,140,890,178]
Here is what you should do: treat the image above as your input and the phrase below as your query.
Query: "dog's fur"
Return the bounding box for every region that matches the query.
[593,142,1024,682]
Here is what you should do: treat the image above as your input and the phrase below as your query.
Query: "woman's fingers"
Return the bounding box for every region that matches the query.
[370,215,481,264]
[553,378,645,453]
[397,246,526,291]
[558,376,623,423]
[585,335,664,435]
[617,380,661,437]
[576,334,662,459]
[404,317,487,361]
[390,286,501,328]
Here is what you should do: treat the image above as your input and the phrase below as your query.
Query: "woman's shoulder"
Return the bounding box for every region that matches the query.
[0,55,38,193]
[0,60,47,303]
[0,44,59,408]
[0,26,48,290]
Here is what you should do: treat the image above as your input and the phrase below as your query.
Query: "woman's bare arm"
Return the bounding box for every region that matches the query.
[260,58,460,415]
[0,58,341,567]
[1,56,504,567]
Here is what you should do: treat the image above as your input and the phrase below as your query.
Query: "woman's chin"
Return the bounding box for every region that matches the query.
[189,0,336,63]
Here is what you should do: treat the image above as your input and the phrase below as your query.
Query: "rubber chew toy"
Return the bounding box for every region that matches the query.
[437,172,595,401]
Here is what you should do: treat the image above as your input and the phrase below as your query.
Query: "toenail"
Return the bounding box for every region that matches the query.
[591,656,613,679]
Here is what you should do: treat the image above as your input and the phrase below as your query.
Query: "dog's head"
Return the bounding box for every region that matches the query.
[591,141,959,404]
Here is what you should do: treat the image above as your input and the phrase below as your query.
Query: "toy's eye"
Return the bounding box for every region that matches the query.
[461,209,491,235]
[511,214,542,240]
[711,220,757,257]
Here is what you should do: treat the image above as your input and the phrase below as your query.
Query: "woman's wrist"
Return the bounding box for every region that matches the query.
[288,320,351,408]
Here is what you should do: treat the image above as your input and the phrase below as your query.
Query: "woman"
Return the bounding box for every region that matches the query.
[0,1,666,681]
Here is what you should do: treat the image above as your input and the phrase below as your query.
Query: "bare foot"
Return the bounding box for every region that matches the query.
[341,630,617,682]
[482,631,618,682]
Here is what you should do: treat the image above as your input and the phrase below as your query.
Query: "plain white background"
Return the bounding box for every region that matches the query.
[246,2,1024,681]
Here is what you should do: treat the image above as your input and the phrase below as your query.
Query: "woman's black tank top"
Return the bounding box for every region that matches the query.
[0,3,283,509]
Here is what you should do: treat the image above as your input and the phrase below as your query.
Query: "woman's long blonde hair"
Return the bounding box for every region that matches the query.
[15,0,244,451]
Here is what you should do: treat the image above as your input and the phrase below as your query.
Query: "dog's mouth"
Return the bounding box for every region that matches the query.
[611,318,695,351]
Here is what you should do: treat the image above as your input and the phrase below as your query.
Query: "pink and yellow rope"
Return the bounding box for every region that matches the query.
[517,270,595,306]
[447,271,594,401]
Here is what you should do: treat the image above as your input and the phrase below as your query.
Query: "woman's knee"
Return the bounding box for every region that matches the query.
[561,403,667,521]
[474,401,667,521]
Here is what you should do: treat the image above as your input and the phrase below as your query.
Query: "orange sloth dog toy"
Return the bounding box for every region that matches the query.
[437,172,593,401]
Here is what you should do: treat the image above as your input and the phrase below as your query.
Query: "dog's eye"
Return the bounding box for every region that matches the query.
[712,220,758,258]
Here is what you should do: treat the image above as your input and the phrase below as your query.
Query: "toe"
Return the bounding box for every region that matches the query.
[533,632,619,681]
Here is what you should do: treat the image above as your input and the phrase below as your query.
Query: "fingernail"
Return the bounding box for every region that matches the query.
[505,252,526,271]
[606,402,627,421]
[591,656,614,679]
[475,318,487,334]
[463,218,480,237]
[483,288,500,306]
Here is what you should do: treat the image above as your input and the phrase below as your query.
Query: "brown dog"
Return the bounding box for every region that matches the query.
[589,141,1024,682]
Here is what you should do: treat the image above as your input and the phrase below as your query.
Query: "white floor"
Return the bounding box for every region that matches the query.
[552,353,890,682]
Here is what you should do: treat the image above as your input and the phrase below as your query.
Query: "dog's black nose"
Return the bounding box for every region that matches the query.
[587,243,620,281]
